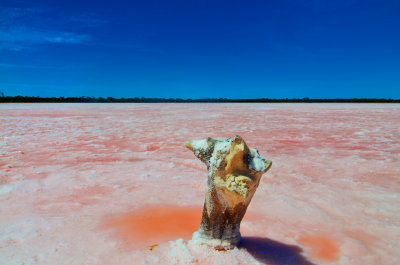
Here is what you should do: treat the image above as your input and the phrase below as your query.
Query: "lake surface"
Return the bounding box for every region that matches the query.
[1,103,399,264]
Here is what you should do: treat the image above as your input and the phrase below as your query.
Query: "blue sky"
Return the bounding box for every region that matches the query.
[1,0,399,98]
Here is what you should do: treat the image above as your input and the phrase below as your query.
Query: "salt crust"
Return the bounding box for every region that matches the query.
[158,237,262,265]
[1,103,399,265]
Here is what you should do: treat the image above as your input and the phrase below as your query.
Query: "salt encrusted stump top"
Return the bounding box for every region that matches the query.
[185,135,272,250]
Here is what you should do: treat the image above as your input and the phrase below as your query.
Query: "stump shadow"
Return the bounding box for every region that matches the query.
[239,237,315,265]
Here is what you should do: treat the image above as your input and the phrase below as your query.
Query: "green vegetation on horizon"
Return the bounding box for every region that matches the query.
[0,95,399,103]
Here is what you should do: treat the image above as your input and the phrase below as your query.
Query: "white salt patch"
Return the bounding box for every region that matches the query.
[89,170,97,178]
[146,253,160,264]
[249,148,267,171]
[168,162,177,168]
[140,173,150,180]
[167,238,197,264]
[0,182,23,195]
[210,139,231,169]
[187,235,262,265]
[190,231,235,249]
[189,139,209,151]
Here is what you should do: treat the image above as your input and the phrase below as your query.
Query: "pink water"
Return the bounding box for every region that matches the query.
[0,103,399,265]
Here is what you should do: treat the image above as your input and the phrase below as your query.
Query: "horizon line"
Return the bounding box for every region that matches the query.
[1,95,399,103]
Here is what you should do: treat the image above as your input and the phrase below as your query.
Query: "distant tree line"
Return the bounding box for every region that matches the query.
[0,95,399,103]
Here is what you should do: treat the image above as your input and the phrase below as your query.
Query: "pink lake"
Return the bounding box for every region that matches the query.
[0,103,399,265]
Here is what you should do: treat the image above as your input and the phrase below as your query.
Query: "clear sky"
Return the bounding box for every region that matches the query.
[1,0,399,99]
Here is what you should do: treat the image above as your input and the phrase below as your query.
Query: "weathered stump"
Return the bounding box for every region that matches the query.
[185,136,272,250]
